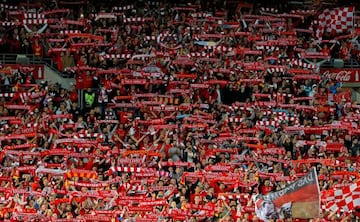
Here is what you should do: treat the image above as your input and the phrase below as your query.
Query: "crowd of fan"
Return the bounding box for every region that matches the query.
[0,0,360,221]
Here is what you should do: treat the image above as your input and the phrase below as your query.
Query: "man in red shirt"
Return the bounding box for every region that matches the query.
[32,38,43,58]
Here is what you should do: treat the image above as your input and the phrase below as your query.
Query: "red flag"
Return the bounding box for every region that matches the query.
[254,168,320,220]
[322,181,360,213]
[316,7,354,40]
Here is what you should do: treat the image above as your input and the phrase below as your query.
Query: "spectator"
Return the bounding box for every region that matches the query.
[20,38,32,54]
[32,38,43,58]
[0,1,359,221]
[61,50,75,76]
[84,88,96,110]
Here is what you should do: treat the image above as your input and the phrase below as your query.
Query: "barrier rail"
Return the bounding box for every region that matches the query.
[321,58,360,68]
[0,53,64,77]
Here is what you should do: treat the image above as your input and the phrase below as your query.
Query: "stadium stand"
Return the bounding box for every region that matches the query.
[0,0,360,221]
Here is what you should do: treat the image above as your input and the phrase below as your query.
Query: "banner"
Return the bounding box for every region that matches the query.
[3,64,45,79]
[316,7,354,40]
[254,168,320,221]
[322,181,360,213]
[320,68,360,83]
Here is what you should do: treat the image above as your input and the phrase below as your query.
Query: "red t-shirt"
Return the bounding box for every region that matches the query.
[261,185,274,195]
[33,44,43,57]
[322,47,330,56]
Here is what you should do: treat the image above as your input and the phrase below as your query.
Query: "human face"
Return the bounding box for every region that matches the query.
[65,204,72,212]
[260,200,276,219]
[40,203,48,212]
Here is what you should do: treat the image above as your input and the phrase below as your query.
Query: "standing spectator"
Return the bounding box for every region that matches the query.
[339,41,350,60]
[62,49,75,77]
[8,28,21,53]
[316,42,336,56]
[84,88,96,110]
[32,38,43,58]
[21,38,32,54]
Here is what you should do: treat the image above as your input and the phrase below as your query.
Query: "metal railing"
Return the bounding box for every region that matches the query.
[0,53,50,65]
[0,53,64,76]
[320,58,360,68]
[1,53,359,75]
